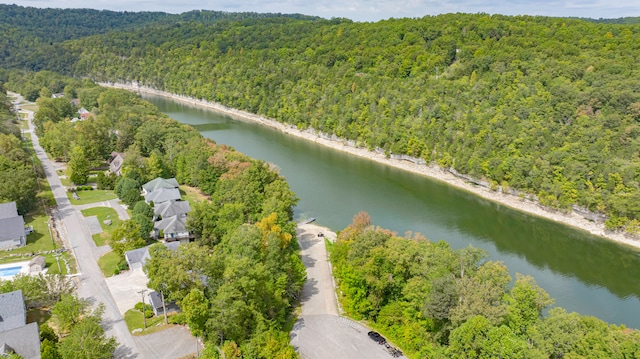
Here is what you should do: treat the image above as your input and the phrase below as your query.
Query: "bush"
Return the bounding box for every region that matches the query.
[134,302,153,312]
[169,313,186,325]
[144,309,154,318]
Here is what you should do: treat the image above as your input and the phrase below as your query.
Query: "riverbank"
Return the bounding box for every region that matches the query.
[101,82,640,251]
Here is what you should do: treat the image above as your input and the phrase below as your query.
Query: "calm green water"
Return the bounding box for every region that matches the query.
[146,94,640,328]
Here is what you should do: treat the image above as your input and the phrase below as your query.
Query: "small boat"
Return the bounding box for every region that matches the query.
[303,217,316,224]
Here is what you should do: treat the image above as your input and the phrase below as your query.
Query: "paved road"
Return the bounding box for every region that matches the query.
[291,224,404,359]
[23,99,196,359]
[27,114,140,358]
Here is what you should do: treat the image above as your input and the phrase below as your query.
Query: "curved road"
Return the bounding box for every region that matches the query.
[291,224,405,359]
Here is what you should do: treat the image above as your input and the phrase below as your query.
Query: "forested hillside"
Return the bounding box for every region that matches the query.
[0,4,318,72]
[4,11,635,233]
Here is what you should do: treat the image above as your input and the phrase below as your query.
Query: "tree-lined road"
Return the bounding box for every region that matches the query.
[20,96,196,359]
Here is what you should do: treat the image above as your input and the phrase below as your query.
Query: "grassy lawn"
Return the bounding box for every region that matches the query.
[67,189,117,205]
[45,252,74,275]
[98,250,126,277]
[21,104,39,111]
[81,207,121,246]
[124,309,172,335]
[179,185,209,206]
[0,213,56,260]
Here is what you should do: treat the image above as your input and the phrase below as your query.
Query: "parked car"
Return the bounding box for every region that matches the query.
[367,331,386,344]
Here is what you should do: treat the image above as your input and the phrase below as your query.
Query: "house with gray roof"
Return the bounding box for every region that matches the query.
[144,187,181,205]
[153,215,190,243]
[0,202,26,250]
[148,291,180,316]
[109,152,125,176]
[153,200,191,220]
[124,241,180,270]
[0,202,18,219]
[0,290,40,359]
[0,322,40,359]
[142,177,179,195]
[0,290,26,332]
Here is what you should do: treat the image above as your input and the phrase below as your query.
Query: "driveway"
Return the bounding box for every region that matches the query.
[26,105,195,359]
[104,269,151,316]
[291,223,404,359]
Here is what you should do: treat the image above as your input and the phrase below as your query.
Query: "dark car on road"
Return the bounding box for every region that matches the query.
[367,331,386,344]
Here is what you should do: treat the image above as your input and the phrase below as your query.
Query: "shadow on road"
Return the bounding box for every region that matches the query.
[114,344,138,359]
[301,253,317,268]
[300,277,320,302]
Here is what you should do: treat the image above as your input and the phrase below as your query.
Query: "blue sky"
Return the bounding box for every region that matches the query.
[2,0,639,22]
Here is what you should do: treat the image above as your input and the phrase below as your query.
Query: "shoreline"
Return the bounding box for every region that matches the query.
[101,82,640,251]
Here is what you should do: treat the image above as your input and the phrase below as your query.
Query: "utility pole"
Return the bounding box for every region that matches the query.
[137,289,148,329]
[160,287,168,325]
[53,251,62,273]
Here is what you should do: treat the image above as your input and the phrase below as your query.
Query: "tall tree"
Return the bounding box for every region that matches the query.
[67,145,90,185]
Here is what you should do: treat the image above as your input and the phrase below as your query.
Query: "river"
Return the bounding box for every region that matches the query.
[144,94,640,328]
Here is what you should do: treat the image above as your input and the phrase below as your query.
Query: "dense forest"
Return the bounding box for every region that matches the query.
[330,212,640,358]
[3,5,640,357]
[4,71,305,358]
[0,4,318,72]
[1,8,637,233]
[7,71,640,358]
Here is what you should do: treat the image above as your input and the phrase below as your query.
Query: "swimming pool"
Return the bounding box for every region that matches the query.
[0,266,23,277]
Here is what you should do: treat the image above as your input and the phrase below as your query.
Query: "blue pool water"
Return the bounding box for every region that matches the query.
[0,266,22,277]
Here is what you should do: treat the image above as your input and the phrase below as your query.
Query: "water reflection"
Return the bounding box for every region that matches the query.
[145,94,640,327]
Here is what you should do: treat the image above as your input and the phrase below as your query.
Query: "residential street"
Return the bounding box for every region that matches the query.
[26,113,140,358]
[18,95,196,359]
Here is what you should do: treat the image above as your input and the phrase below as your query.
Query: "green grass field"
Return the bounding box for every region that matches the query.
[20,104,39,112]
[124,309,169,335]
[67,190,117,205]
[81,207,121,246]
[179,185,209,206]
[98,250,126,277]
[0,213,56,262]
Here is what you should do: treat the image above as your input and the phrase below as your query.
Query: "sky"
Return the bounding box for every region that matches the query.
[1,0,639,22]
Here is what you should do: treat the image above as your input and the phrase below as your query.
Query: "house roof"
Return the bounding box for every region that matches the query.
[0,322,41,359]
[109,153,124,174]
[124,241,180,269]
[144,188,181,204]
[0,202,18,219]
[154,215,188,234]
[148,291,163,309]
[0,216,25,242]
[0,290,26,332]
[78,107,90,114]
[154,200,191,219]
[142,178,179,193]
